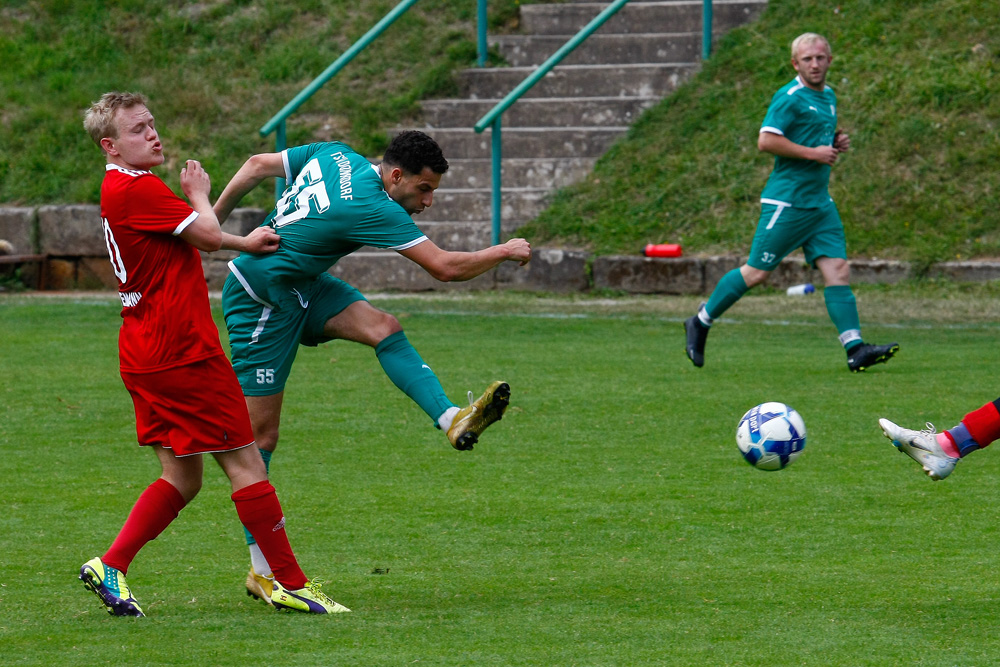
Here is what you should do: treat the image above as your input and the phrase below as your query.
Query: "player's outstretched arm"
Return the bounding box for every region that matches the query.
[399,238,531,282]
[214,153,285,224]
[220,226,281,254]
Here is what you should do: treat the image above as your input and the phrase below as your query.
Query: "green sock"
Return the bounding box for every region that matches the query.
[704,269,750,321]
[824,285,863,350]
[375,331,455,425]
[243,449,272,546]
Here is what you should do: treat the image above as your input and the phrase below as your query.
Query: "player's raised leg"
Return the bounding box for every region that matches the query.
[327,299,512,451]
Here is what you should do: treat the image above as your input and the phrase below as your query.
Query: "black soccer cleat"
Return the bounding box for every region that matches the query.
[847,342,899,372]
[683,315,709,368]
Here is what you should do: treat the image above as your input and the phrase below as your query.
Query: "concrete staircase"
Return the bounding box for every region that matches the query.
[332,0,767,291]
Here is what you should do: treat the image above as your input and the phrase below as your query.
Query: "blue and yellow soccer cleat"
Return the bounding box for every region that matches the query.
[270,579,350,614]
[245,566,275,606]
[79,557,144,617]
[446,381,511,451]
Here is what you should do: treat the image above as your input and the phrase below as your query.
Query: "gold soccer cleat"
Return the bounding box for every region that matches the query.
[447,381,511,451]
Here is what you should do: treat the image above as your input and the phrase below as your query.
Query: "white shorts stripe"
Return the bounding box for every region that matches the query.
[250,306,272,344]
[764,203,787,230]
[227,261,273,308]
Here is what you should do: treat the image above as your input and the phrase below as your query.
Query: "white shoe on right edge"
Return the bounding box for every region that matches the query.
[879,418,958,481]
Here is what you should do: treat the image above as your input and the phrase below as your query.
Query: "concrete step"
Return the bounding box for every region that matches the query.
[493,32,702,67]
[458,63,697,99]
[419,96,657,128]
[521,0,767,35]
[418,187,550,222]
[427,126,627,159]
[441,157,597,190]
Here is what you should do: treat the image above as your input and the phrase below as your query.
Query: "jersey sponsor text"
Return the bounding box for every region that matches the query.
[332,151,354,201]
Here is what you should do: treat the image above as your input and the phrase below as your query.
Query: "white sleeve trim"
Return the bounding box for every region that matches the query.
[760,197,792,207]
[282,150,292,183]
[759,126,784,136]
[389,235,429,251]
[172,210,199,235]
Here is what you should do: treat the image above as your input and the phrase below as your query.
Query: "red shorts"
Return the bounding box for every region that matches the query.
[121,354,255,457]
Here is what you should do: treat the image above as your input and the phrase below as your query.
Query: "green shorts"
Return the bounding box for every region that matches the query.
[222,272,367,396]
[747,199,846,271]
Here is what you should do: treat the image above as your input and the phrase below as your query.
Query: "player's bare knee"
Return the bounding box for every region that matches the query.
[167,476,202,502]
[371,312,403,344]
[741,266,771,288]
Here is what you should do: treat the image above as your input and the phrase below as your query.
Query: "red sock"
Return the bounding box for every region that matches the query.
[231,480,307,590]
[962,401,1000,449]
[103,478,186,574]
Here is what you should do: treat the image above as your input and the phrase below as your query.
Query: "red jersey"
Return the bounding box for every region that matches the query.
[100,164,223,372]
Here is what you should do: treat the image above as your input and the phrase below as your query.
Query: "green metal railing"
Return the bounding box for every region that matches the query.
[258,0,421,198]
[259,0,714,231]
[703,0,713,60]
[473,0,633,245]
[473,1,715,244]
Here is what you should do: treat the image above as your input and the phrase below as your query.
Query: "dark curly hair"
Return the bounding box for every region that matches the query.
[382,130,449,175]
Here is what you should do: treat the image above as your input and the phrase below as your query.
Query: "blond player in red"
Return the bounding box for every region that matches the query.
[78,91,347,616]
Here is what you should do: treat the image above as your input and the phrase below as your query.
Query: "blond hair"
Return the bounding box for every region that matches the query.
[83,91,148,147]
[791,33,831,60]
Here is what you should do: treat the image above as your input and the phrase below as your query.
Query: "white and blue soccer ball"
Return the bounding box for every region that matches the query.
[736,402,807,471]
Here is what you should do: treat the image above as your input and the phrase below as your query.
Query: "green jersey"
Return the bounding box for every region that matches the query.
[229,142,427,307]
[759,76,839,208]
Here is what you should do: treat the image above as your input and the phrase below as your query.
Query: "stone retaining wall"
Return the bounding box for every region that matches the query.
[2,205,999,293]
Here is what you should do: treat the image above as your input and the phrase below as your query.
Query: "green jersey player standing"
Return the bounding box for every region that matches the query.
[684,32,898,373]
[214,131,531,605]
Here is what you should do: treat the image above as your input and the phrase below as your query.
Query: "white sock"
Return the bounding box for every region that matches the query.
[438,406,460,432]
[249,543,272,577]
[697,305,714,327]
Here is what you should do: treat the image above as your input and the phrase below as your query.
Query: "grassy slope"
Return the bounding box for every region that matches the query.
[0,0,522,209]
[522,0,1000,266]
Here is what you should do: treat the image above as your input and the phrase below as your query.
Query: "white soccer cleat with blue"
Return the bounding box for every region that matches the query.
[879,418,958,481]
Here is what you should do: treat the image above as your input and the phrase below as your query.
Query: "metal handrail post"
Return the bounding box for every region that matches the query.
[477,0,488,67]
[490,117,502,245]
[274,120,287,200]
[702,0,713,60]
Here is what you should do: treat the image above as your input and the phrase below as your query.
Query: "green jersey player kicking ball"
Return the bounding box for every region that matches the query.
[215,130,530,605]
[684,32,898,373]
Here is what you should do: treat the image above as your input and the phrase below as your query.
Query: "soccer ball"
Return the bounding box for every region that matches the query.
[736,402,807,471]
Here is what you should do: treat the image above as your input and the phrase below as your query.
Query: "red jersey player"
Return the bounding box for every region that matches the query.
[78,91,348,616]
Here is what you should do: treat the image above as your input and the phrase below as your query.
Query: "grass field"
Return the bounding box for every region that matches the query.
[3,288,1000,666]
